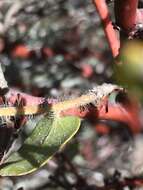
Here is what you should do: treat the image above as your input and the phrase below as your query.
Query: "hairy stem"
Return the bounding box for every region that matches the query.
[0,84,120,117]
[0,94,97,116]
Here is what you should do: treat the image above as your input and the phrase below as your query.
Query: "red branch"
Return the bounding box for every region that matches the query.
[5,89,89,117]
[6,89,57,106]
[5,88,141,134]
[92,0,119,57]
[114,0,138,32]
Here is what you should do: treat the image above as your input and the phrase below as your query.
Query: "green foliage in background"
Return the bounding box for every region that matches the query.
[114,40,143,99]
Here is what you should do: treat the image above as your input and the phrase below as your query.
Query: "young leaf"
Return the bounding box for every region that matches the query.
[0,116,81,176]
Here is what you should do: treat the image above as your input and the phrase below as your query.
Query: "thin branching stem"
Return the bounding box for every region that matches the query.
[0,84,120,117]
[92,0,119,57]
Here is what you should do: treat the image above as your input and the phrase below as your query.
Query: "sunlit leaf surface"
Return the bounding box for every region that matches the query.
[0,116,81,176]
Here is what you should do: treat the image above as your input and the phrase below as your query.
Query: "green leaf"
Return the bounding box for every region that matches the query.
[0,116,81,176]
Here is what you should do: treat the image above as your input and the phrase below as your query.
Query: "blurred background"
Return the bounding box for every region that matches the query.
[0,0,143,190]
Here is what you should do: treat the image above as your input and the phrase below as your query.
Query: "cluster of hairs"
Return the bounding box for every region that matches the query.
[0,83,122,124]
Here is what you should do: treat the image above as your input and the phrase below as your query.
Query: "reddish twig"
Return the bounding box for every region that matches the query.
[4,86,141,135]
[92,0,119,57]
[6,89,57,106]
[114,0,138,32]
[0,84,119,117]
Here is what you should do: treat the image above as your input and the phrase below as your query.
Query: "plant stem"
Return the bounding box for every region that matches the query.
[114,0,138,31]
[0,94,96,117]
[92,0,119,57]
[0,84,120,117]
